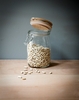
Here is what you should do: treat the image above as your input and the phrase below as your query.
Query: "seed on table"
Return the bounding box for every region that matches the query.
[24,73,26,75]
[18,76,22,79]
[49,72,52,74]
[23,71,27,75]
[22,77,26,80]
[30,71,33,73]
[21,71,24,74]
[38,70,40,73]
[28,72,31,74]
[25,71,28,73]
[30,68,33,71]
[42,71,46,74]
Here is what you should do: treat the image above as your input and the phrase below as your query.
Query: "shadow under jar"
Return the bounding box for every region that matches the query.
[24,29,51,68]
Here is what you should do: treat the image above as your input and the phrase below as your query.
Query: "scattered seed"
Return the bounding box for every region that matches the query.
[38,70,40,73]
[42,71,46,74]
[30,68,33,71]
[23,71,27,75]
[18,76,22,79]
[22,77,26,80]
[21,71,24,74]
[20,65,53,79]
[30,71,33,73]
[49,72,52,74]
[28,72,31,74]
[25,71,28,73]
[24,73,26,75]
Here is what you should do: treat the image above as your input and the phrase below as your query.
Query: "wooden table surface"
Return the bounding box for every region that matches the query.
[0,60,79,100]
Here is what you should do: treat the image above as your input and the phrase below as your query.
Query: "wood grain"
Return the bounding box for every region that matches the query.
[0,60,79,100]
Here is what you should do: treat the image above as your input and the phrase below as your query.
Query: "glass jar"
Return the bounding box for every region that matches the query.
[24,29,51,68]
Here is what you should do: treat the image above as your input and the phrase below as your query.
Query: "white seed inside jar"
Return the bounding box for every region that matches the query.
[27,42,50,68]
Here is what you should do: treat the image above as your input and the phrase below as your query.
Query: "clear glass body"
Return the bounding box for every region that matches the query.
[25,29,51,68]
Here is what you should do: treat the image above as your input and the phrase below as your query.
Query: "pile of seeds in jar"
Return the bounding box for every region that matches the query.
[27,42,51,68]
[18,65,53,80]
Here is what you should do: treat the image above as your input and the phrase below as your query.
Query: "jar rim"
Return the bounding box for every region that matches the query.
[28,29,50,36]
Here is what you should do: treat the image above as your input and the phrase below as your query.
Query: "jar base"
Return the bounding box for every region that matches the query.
[28,63,50,68]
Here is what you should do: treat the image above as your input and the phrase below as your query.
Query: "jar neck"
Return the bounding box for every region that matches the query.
[24,29,51,45]
[28,29,51,36]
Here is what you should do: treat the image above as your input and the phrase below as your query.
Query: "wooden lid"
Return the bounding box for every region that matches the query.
[30,17,53,31]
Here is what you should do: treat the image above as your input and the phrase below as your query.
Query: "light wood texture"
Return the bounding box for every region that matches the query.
[0,60,79,100]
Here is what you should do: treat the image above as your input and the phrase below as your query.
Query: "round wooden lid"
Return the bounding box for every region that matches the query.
[30,17,53,31]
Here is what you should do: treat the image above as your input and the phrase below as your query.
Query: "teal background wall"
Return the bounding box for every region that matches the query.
[0,0,79,59]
